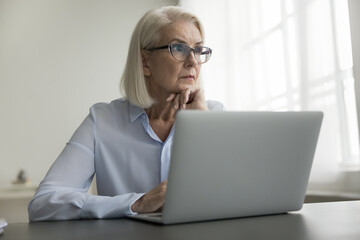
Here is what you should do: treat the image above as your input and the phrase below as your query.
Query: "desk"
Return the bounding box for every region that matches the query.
[2,201,360,240]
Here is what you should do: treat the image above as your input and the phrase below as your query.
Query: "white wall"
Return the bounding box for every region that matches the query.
[0,0,177,185]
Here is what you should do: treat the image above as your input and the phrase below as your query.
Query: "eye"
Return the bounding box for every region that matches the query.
[194,46,204,54]
[172,44,186,53]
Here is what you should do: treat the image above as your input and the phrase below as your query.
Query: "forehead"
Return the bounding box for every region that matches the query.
[159,21,203,45]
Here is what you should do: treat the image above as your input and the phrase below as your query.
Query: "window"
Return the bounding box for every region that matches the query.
[180,0,360,184]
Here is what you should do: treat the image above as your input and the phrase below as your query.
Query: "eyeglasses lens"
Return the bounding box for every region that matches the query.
[170,44,211,63]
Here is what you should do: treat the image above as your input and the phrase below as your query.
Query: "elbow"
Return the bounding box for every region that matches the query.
[27,191,85,221]
[27,199,40,222]
[27,192,59,222]
[28,197,49,222]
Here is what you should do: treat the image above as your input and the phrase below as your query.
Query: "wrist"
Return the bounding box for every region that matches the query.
[197,104,209,111]
[131,198,143,213]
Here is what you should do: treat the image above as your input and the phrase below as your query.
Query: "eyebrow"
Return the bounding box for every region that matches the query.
[169,38,203,45]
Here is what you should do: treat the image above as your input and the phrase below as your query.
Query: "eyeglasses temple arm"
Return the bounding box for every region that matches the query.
[145,45,169,51]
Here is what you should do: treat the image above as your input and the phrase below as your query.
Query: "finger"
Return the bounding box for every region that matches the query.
[173,94,181,109]
[152,181,167,195]
[161,180,168,190]
[155,205,163,212]
[167,93,176,102]
[179,92,184,110]
[184,88,192,108]
[181,88,194,109]
[179,90,187,109]
[149,182,167,210]
[133,181,167,213]
[188,88,200,103]
[187,88,208,110]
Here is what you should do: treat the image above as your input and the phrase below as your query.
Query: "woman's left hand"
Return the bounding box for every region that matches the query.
[167,87,208,111]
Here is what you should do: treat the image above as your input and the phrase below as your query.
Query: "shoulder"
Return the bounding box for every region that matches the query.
[90,98,128,110]
[206,100,225,111]
[89,98,129,122]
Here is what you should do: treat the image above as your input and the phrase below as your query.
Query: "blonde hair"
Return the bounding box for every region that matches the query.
[120,6,204,108]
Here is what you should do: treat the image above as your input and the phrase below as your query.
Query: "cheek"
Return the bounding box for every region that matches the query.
[160,65,178,80]
[153,63,180,85]
[166,63,184,78]
[196,65,202,79]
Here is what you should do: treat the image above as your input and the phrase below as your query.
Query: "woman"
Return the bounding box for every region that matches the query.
[28,6,223,221]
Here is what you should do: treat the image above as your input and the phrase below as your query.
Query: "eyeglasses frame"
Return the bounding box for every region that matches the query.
[145,43,212,64]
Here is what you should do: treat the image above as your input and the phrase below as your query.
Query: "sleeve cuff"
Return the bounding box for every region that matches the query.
[126,193,145,215]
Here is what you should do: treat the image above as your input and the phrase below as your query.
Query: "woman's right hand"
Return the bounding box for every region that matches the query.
[131,180,167,213]
[167,87,208,111]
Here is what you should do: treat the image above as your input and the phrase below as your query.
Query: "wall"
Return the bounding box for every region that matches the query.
[0,0,177,186]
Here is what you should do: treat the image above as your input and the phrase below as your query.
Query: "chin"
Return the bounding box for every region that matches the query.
[177,82,196,91]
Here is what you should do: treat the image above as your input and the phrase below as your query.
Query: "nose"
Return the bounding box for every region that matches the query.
[185,50,198,67]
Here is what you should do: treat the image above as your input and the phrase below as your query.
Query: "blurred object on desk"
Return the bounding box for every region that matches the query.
[0,218,7,235]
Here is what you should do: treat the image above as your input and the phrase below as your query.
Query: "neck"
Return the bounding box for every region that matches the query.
[145,99,177,122]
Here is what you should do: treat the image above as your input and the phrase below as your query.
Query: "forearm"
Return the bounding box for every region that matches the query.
[28,188,144,221]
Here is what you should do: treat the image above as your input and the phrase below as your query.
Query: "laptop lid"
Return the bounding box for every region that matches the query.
[160,111,323,224]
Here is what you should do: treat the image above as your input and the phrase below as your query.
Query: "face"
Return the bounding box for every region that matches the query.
[143,21,203,100]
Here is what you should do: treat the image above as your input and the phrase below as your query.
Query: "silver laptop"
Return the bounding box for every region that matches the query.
[129,111,323,224]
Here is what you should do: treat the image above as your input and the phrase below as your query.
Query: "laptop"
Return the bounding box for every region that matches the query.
[129,111,323,224]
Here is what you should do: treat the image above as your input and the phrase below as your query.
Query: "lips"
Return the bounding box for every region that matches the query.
[180,75,195,79]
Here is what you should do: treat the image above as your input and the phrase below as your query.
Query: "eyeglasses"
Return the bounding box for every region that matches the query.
[146,43,212,64]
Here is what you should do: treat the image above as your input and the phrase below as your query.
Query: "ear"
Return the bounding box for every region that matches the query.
[142,51,151,77]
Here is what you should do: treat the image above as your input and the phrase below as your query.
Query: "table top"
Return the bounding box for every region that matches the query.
[2,201,360,240]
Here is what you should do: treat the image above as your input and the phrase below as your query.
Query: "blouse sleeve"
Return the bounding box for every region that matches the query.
[28,107,143,221]
[207,100,225,111]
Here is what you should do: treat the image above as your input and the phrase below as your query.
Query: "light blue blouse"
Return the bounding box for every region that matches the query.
[28,98,224,221]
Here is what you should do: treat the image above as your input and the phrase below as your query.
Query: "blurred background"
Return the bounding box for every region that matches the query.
[1,0,360,223]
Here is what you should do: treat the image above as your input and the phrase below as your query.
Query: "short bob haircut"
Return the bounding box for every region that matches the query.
[120,6,204,109]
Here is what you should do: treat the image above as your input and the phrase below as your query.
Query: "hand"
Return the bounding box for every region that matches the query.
[167,87,208,111]
[131,180,167,213]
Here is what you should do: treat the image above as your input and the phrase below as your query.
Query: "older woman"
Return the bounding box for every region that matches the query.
[28,6,223,221]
